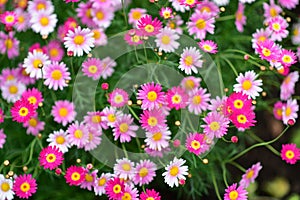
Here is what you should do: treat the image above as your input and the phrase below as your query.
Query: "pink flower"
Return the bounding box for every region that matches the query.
[80,169,98,191]
[155,27,180,53]
[128,8,147,27]
[226,92,252,115]
[179,47,203,75]
[180,76,201,91]
[185,133,210,155]
[82,58,102,80]
[124,29,144,46]
[83,111,107,130]
[224,183,248,200]
[251,28,272,50]
[65,166,86,186]
[11,99,36,123]
[159,7,173,19]
[44,61,71,90]
[23,115,45,136]
[280,71,299,100]
[13,174,37,199]
[137,15,162,36]
[230,110,256,131]
[273,101,284,120]
[44,40,64,62]
[105,178,125,200]
[187,10,215,40]
[51,100,76,126]
[263,0,282,19]
[76,2,96,28]
[108,88,129,108]
[281,143,300,164]
[133,160,157,186]
[113,114,138,143]
[198,40,218,54]
[0,31,19,59]
[39,146,64,170]
[21,88,43,109]
[279,49,297,68]
[282,98,298,125]
[137,82,165,110]
[140,189,161,200]
[267,16,289,41]
[202,111,230,138]
[0,11,17,27]
[240,162,262,188]
[187,87,211,115]
[144,126,171,151]
[140,109,167,133]
[256,39,280,63]
[67,121,89,148]
[278,0,299,9]
[99,57,116,80]
[0,129,6,148]
[235,3,246,33]
[166,86,188,110]
[91,6,114,29]
[196,1,219,17]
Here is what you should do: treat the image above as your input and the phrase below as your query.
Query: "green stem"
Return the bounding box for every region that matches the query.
[216,15,235,22]
[15,138,37,167]
[228,126,289,162]
[127,105,140,121]
[221,56,238,77]
[249,132,280,156]
[221,163,229,187]
[122,143,129,159]
[228,161,246,172]
[211,168,222,200]
[121,0,128,28]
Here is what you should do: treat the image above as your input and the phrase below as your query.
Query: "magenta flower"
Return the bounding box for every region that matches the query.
[140,189,161,200]
[198,40,218,54]
[187,87,211,115]
[281,143,300,164]
[140,109,167,133]
[137,15,162,36]
[39,146,64,170]
[239,162,263,188]
[185,133,210,155]
[105,178,125,200]
[65,166,86,186]
[13,174,37,199]
[11,99,36,123]
[224,183,248,200]
[137,82,165,110]
[166,86,188,110]
[202,111,230,138]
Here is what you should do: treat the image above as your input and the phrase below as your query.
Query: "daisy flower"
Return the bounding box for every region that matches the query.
[65,166,86,186]
[202,111,230,138]
[21,88,43,109]
[1,80,26,103]
[155,27,180,53]
[13,174,37,199]
[11,99,36,123]
[213,0,230,6]
[64,26,95,57]
[197,1,219,16]
[279,49,297,68]
[292,23,300,45]
[76,2,96,28]
[251,28,272,50]
[188,87,211,115]
[263,0,282,19]
[187,10,215,40]
[233,70,263,99]
[230,110,256,131]
[140,109,167,133]
[30,10,57,36]
[198,40,218,54]
[282,98,299,125]
[235,2,246,32]
[166,86,188,110]
[0,174,14,200]
[239,162,262,188]
[108,88,129,108]
[16,65,36,86]
[23,50,51,79]
[179,47,203,75]
[133,160,157,186]
[128,8,147,27]
[113,114,138,143]
[224,183,248,200]
[51,100,76,126]
[84,127,102,151]
[145,146,171,158]
[82,58,102,80]
[225,92,252,115]
[67,121,89,148]
[39,146,64,170]
[27,0,54,14]
[0,31,19,59]
[0,11,17,27]
[140,189,161,200]
[0,129,6,149]
[137,15,162,36]
[273,101,284,120]
[105,178,125,200]
[121,184,139,200]
[144,126,171,151]
[83,111,107,130]
[167,15,184,35]
[23,115,45,136]
[47,129,71,153]
[256,39,281,63]
[162,157,188,188]
[124,29,144,46]
[92,28,107,46]
[180,76,201,91]
[281,143,300,164]
[0,109,4,124]
[80,169,98,191]
[137,82,165,110]
[114,158,135,180]
[45,40,64,62]
[239,0,256,3]
[159,7,173,19]
[100,56,116,79]
[0,67,19,84]
[102,107,121,128]
[278,0,299,9]
[185,133,210,155]
[44,61,71,90]
[180,0,200,7]
[94,173,112,196]
[91,6,114,29]
[280,71,299,100]
[267,16,289,42]
[208,96,228,113]
[169,0,190,13]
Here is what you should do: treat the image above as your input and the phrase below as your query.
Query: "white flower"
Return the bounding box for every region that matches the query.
[162,157,188,187]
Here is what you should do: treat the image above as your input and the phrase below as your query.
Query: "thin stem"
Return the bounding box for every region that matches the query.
[211,168,222,200]
[221,163,229,188]
[221,56,238,77]
[228,161,246,172]
[143,43,148,61]
[216,15,235,21]
[127,105,140,121]
[249,132,280,156]
[15,138,37,167]
[122,143,129,159]
[121,0,128,28]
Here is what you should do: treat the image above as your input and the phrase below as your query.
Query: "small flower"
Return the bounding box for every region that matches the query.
[273,101,284,120]
[202,111,230,138]
[21,88,43,109]
[105,178,125,200]
[114,158,135,180]
[45,40,64,62]
[159,7,173,19]
[144,126,171,151]
[185,133,210,155]
[279,49,297,68]
[23,115,45,136]
[187,87,211,115]
[263,0,282,19]
[198,40,218,54]
[179,47,203,75]
[230,110,256,131]
[11,99,36,123]
[39,146,64,170]
[30,10,57,36]
[0,174,14,200]
[94,173,112,196]
[65,166,86,186]
[281,143,300,164]
[99,57,116,80]
[137,15,162,36]
[278,0,299,9]
[128,8,147,27]
[140,109,167,133]
[133,160,157,186]
[267,16,289,42]
[140,189,161,200]
[80,169,98,191]
[162,157,188,188]
[224,183,248,200]
[23,50,51,79]
[155,27,180,53]
[0,31,20,59]
[47,129,71,153]
[108,88,129,108]
[180,76,201,91]
[166,86,188,110]
[226,92,252,115]
[235,2,246,32]
[51,100,76,126]
[282,98,298,125]
[0,129,6,149]
[113,114,138,143]
[1,80,26,103]
[239,162,262,188]
[280,71,299,101]
[137,82,165,110]
[0,11,17,27]
[256,39,280,63]
[44,61,71,90]
[82,58,102,80]
[91,6,114,29]
[67,121,89,148]
[13,174,37,199]
[124,29,144,46]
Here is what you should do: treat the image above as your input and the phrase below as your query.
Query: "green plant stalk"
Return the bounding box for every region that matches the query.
[211,168,222,200]
[249,132,280,156]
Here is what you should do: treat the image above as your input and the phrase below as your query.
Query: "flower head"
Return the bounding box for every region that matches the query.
[137,82,165,110]
[133,160,157,186]
[13,174,37,199]
[137,15,162,36]
[51,100,76,126]
[11,99,36,123]
[108,88,129,108]
[0,174,14,200]
[162,157,188,188]
[202,111,230,138]
[155,27,180,53]
[198,40,218,54]
[239,162,262,188]
[39,146,64,170]
[113,114,138,143]
[224,183,248,200]
[113,158,135,180]
[140,189,161,200]
[179,47,203,75]
[44,61,71,90]
[187,87,211,115]
[105,178,125,200]
[281,143,300,164]
[185,133,210,155]
[166,86,188,110]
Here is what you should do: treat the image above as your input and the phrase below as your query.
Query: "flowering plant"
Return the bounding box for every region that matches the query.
[0,0,299,200]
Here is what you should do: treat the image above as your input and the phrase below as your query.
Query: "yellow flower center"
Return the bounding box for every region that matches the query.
[285,107,291,116]
[276,108,282,117]
[152,132,162,141]
[50,48,58,57]
[85,174,94,182]
[86,8,92,18]
[73,35,85,45]
[20,182,30,192]
[74,130,83,139]
[262,48,271,57]
[282,55,292,64]
[131,35,140,43]
[56,135,65,144]
[19,107,29,117]
[59,108,68,117]
[1,182,10,192]
[5,39,13,49]
[242,80,252,90]
[161,35,171,45]
[191,140,201,150]
[147,117,158,127]
[172,94,182,104]
[6,74,14,81]
[272,23,281,31]
[246,169,254,179]
[5,15,15,23]
[98,177,106,186]
[139,167,149,177]
[96,11,104,20]
[88,65,98,74]
[202,44,212,52]
[209,121,220,131]
[92,115,101,123]
[46,153,56,163]
[270,8,277,17]
[192,95,201,105]
[114,95,124,104]
[119,123,129,133]
[28,96,37,105]
[29,118,38,127]
[237,114,247,123]
[9,85,18,94]
[196,19,206,30]
[169,166,179,176]
[122,163,131,171]
[293,28,299,36]
[258,36,266,42]
[146,198,155,200]
[229,190,239,200]
[145,24,154,33]
[18,15,25,23]
[285,150,295,159]
[147,91,157,101]
[132,11,142,20]
[233,100,244,109]
[37,3,46,10]
[201,6,211,13]
[122,192,132,200]
[184,56,193,66]
[33,59,42,69]
[93,30,101,39]
[169,21,176,29]
[236,12,243,21]
[40,16,49,26]
[51,69,62,81]
[107,114,116,122]
[113,184,122,194]
[185,80,195,89]
[185,0,195,5]
[163,12,171,19]
[71,172,81,181]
